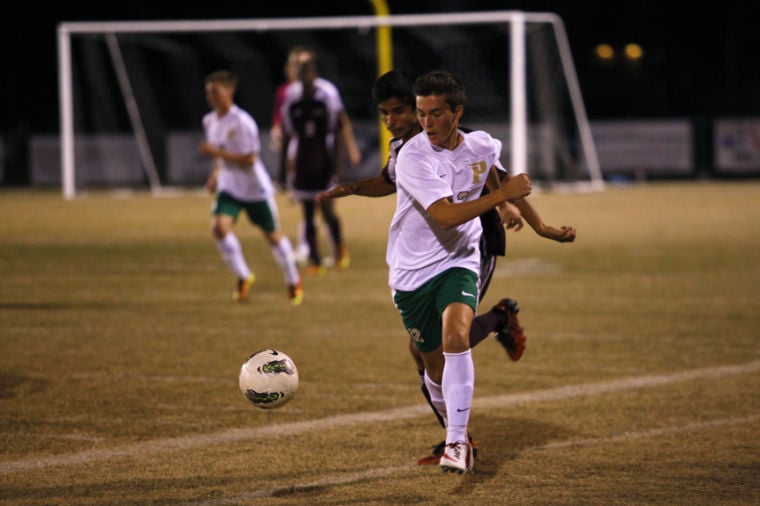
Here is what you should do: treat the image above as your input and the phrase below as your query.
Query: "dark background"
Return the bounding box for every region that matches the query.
[2,0,758,184]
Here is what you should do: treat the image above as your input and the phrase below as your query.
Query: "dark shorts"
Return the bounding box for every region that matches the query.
[212,191,276,232]
[393,267,479,353]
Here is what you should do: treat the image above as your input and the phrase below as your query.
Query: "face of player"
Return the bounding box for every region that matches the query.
[377,97,420,141]
[416,94,462,150]
[297,60,318,89]
[205,81,233,114]
[285,50,310,83]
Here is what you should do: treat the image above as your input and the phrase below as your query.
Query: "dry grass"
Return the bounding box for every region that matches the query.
[0,181,758,505]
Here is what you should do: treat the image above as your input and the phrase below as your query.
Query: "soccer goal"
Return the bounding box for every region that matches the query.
[57,11,603,199]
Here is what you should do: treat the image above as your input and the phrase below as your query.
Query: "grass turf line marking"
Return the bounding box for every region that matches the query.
[191,414,760,505]
[526,413,760,451]
[1,360,758,474]
[190,465,417,505]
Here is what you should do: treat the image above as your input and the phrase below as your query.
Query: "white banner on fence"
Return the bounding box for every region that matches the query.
[30,135,144,186]
[715,118,760,172]
[591,120,692,175]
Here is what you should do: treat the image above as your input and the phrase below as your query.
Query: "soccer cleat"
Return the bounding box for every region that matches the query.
[492,298,526,361]
[439,440,474,474]
[288,280,304,306]
[417,434,477,465]
[233,274,255,303]
[336,244,351,271]
[304,264,327,277]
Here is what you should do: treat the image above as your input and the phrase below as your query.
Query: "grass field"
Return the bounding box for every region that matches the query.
[1,181,758,505]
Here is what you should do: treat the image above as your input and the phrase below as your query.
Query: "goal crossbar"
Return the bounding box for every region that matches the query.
[57,10,602,199]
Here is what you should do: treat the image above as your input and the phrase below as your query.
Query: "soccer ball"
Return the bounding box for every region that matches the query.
[238,349,299,409]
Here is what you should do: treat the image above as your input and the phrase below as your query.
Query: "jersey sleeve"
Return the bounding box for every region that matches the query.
[396,147,452,210]
[234,113,259,155]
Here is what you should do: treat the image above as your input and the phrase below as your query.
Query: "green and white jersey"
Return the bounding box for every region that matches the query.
[202,104,274,202]
[387,129,502,291]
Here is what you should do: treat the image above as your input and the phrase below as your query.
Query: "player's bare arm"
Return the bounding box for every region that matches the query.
[199,142,256,168]
[205,159,221,194]
[497,171,575,242]
[486,166,524,231]
[496,201,524,231]
[339,111,362,167]
[316,175,395,203]
[511,192,576,242]
[427,174,531,230]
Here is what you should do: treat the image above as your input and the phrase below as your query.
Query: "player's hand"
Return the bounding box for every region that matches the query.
[315,184,355,204]
[496,201,524,231]
[205,174,218,194]
[199,141,216,157]
[540,225,576,243]
[501,173,531,200]
[348,146,362,167]
[205,163,220,194]
[269,125,283,152]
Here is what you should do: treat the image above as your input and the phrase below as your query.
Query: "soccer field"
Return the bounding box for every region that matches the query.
[1,182,758,505]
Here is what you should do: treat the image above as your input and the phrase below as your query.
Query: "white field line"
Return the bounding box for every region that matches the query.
[192,465,418,505]
[191,413,760,506]
[1,360,758,475]
[526,413,760,452]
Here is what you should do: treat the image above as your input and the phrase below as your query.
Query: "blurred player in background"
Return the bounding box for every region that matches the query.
[269,47,302,191]
[200,70,304,306]
[280,48,361,276]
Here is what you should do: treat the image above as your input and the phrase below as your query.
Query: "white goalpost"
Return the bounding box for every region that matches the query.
[57,10,603,199]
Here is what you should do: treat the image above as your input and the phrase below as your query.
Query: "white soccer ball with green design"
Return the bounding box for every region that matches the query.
[238,349,299,409]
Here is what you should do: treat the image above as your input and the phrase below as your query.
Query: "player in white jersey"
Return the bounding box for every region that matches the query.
[319,69,576,465]
[200,70,303,306]
[388,70,532,474]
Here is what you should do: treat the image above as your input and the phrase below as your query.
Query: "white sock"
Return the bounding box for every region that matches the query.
[216,233,250,280]
[270,236,300,285]
[423,370,447,428]
[442,349,474,445]
[296,221,310,258]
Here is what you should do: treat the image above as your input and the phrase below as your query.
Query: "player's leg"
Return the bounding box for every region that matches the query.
[394,277,473,472]
[211,192,253,302]
[474,221,527,359]
[409,340,446,430]
[437,269,478,473]
[468,249,504,347]
[295,220,310,267]
[319,199,350,270]
[302,199,325,276]
[247,198,303,306]
[492,298,526,361]
[393,282,448,427]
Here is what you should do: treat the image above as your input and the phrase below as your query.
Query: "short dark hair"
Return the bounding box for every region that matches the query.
[372,70,416,106]
[205,70,238,89]
[288,45,317,64]
[412,70,466,112]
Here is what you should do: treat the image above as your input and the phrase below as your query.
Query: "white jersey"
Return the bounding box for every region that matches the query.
[387,129,503,291]
[384,136,406,183]
[202,104,274,202]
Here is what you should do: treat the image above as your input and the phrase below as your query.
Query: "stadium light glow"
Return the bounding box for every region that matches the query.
[624,43,643,61]
[595,43,615,62]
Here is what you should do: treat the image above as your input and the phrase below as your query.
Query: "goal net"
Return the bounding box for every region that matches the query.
[57,11,603,199]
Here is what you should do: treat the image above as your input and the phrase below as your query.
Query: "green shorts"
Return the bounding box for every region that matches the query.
[212,191,277,232]
[393,267,479,353]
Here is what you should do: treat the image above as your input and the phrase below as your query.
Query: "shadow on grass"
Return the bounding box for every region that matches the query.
[451,414,575,493]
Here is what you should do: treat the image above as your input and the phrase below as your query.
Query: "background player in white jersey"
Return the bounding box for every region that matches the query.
[200,70,303,306]
[388,70,531,473]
